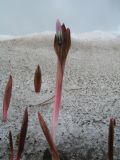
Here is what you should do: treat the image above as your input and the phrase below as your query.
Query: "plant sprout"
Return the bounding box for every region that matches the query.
[8,108,28,160]
[9,131,14,160]
[108,118,116,160]
[38,112,60,160]
[3,75,13,122]
[34,64,41,93]
[51,20,71,141]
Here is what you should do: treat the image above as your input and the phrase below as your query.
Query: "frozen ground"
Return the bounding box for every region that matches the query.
[0,32,120,159]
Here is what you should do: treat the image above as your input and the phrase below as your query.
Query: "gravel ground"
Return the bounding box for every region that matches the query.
[0,32,120,160]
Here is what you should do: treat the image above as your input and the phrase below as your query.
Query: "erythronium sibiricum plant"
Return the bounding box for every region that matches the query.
[38,112,60,160]
[34,65,41,93]
[3,75,13,122]
[51,20,71,141]
[108,118,116,160]
[9,131,14,160]
[8,108,28,160]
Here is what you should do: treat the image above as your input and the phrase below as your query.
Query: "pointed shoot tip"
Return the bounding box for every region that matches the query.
[56,19,62,34]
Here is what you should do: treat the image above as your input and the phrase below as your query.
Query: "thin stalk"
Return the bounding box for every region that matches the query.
[51,60,65,142]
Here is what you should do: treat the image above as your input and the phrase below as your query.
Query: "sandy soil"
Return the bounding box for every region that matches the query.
[0,32,120,160]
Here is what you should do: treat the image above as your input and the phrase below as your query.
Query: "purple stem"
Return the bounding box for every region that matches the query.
[51,60,65,142]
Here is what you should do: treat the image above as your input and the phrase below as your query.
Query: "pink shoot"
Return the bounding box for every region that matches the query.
[34,64,41,93]
[51,20,71,141]
[16,107,28,160]
[56,19,62,34]
[2,75,13,122]
[9,131,14,160]
[108,118,116,160]
[38,112,60,160]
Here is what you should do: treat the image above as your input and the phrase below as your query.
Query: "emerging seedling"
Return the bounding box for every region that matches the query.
[8,108,28,160]
[2,75,13,122]
[34,64,41,93]
[38,112,60,160]
[9,131,14,160]
[108,118,116,160]
[51,20,71,141]
[16,107,28,160]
